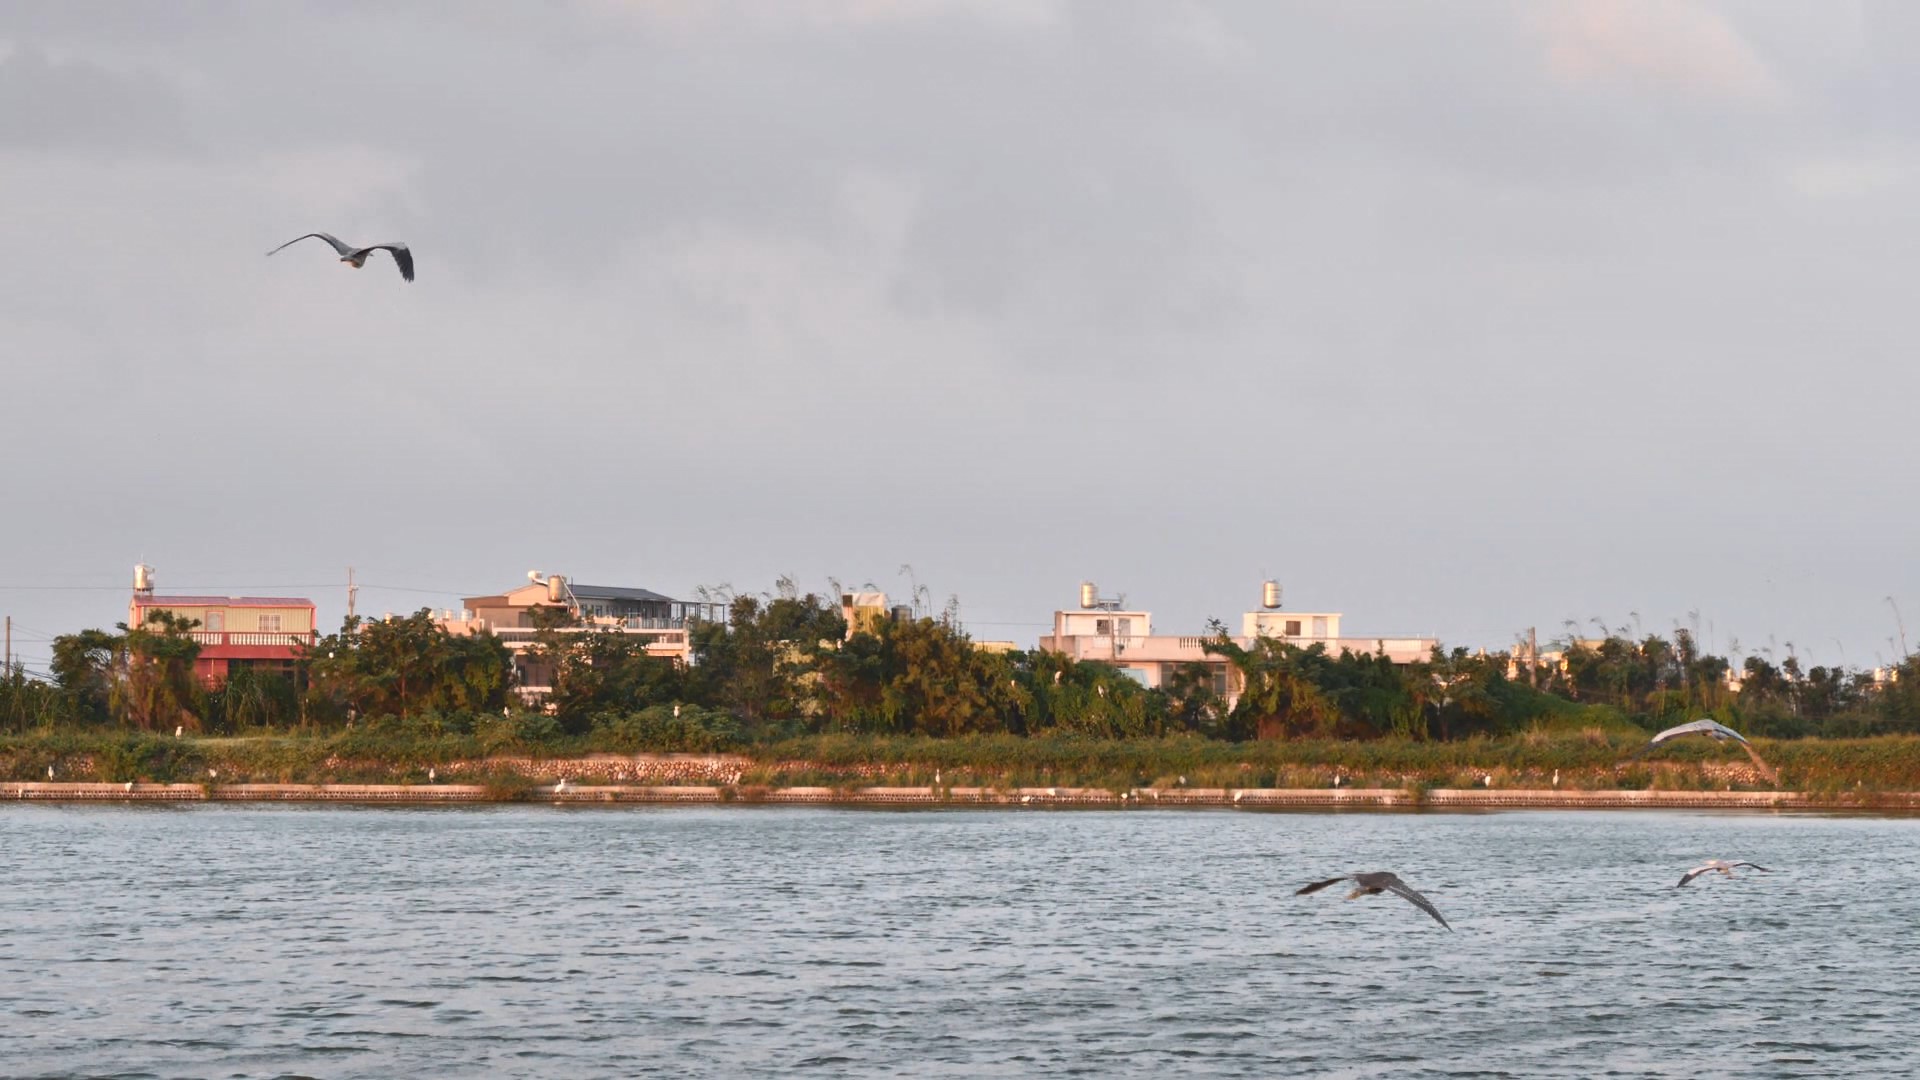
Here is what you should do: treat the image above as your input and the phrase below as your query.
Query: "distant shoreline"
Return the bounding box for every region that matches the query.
[6,782,1914,811]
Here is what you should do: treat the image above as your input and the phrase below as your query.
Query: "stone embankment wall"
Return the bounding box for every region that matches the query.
[7,782,1915,811]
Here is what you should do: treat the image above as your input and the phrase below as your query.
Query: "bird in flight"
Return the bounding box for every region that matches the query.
[267,232,414,282]
[1296,871,1451,930]
[1627,718,1778,783]
[1636,718,1751,752]
[1677,859,1772,887]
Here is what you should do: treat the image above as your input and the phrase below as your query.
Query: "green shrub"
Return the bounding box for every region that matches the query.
[588,705,742,753]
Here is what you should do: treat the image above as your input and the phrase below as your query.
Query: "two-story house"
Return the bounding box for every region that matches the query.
[442,572,726,697]
[128,567,317,685]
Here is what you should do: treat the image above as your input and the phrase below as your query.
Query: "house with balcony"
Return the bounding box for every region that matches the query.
[128,570,317,685]
[1035,581,1438,706]
[441,573,726,697]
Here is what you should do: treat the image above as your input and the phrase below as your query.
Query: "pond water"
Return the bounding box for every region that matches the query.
[1,805,1912,1077]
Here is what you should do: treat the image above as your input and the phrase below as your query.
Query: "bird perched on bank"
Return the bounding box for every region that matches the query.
[1677,860,1772,887]
[1296,872,1452,930]
[267,232,414,282]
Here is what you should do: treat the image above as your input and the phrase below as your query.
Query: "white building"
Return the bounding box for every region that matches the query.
[1036,580,1437,704]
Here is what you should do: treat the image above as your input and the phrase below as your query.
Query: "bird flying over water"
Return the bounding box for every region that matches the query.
[1296,871,1452,930]
[1677,860,1772,887]
[267,232,414,282]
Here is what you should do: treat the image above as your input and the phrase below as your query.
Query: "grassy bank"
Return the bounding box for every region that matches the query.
[8,727,1920,794]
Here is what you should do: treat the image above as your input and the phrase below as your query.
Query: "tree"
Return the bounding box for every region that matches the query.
[1204,632,1340,739]
[50,627,123,725]
[525,607,682,731]
[686,593,845,722]
[117,610,203,731]
[303,610,513,724]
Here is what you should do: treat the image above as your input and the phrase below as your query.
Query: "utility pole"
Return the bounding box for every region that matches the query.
[347,567,358,622]
[4,615,10,674]
[1527,626,1538,689]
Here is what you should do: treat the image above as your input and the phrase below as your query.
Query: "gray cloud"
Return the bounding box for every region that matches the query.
[0,44,187,152]
[0,1,1915,674]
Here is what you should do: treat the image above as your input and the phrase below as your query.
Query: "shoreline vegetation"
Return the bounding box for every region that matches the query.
[5,583,1918,803]
[7,731,1920,804]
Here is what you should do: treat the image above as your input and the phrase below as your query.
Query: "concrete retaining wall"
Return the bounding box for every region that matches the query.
[6,782,1909,810]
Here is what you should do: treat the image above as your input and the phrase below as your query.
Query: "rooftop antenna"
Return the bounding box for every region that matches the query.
[1888,596,1910,659]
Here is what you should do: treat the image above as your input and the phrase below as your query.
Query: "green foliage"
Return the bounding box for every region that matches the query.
[589,704,742,753]
[684,592,845,721]
[524,611,683,731]
[473,710,566,755]
[303,610,514,725]
[205,666,300,732]
[0,663,68,731]
[93,731,202,783]
[50,628,121,725]
[116,611,203,731]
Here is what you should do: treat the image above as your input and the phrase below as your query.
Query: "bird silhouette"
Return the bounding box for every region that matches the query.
[268,232,413,282]
[1296,872,1452,929]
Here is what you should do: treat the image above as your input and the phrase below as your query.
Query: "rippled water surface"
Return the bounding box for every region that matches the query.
[3,805,1917,1077]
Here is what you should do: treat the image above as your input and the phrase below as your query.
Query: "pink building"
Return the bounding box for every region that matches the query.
[128,566,317,686]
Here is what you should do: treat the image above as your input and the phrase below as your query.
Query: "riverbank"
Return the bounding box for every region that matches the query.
[13,730,1920,799]
[8,781,1917,811]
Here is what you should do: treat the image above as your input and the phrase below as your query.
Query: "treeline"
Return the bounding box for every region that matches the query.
[4,588,1918,746]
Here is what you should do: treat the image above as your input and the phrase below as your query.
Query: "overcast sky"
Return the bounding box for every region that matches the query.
[2,1,1916,674]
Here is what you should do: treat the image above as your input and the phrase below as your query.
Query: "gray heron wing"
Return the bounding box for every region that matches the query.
[1295,875,1351,896]
[267,232,353,257]
[1731,862,1772,872]
[1376,874,1452,930]
[1677,867,1711,887]
[357,243,413,282]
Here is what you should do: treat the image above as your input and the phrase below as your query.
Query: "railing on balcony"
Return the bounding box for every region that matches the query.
[188,631,318,648]
[491,626,690,646]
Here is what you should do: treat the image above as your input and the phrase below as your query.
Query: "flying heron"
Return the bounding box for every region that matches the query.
[267,232,414,282]
[1677,859,1772,887]
[1637,718,1751,751]
[1629,718,1778,784]
[1296,872,1452,930]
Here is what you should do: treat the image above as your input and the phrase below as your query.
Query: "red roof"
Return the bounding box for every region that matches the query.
[134,595,315,608]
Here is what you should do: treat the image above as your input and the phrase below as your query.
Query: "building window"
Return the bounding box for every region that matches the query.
[1118,666,1149,685]
[259,614,281,632]
[1095,619,1112,635]
[1284,619,1302,636]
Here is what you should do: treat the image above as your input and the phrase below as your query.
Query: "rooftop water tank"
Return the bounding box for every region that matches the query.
[1080,581,1098,609]
[1262,580,1283,609]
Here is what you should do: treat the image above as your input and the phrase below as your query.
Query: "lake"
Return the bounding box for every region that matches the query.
[1,805,1913,1077]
